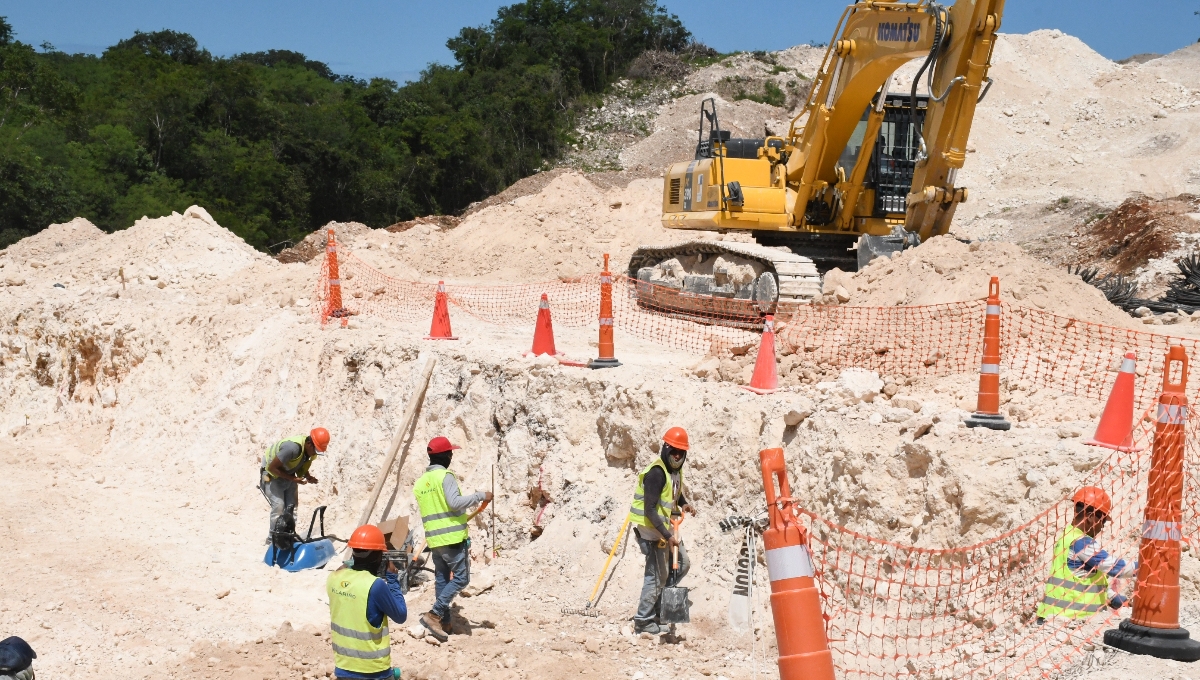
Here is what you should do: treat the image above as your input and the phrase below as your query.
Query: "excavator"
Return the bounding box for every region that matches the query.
[633,0,1004,320]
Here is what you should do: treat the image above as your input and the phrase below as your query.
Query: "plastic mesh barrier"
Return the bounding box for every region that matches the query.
[316,247,1200,678]
[805,407,1193,679]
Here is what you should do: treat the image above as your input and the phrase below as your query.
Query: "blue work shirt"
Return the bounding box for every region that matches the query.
[335,570,408,679]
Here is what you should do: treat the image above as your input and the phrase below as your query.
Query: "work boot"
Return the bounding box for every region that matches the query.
[633,620,663,635]
[420,611,448,642]
[440,615,453,635]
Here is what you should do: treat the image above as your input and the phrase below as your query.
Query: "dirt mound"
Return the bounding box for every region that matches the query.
[385,215,461,233]
[1072,194,1200,273]
[0,216,103,262]
[824,236,1139,328]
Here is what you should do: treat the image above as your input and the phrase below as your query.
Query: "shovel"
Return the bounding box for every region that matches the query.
[659,515,690,624]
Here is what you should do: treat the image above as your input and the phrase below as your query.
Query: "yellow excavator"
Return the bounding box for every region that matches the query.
[633,0,1003,319]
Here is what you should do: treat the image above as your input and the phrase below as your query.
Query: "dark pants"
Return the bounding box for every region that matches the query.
[635,534,690,624]
[430,540,470,622]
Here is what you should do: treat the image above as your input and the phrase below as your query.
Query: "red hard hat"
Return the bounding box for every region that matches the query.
[427,436,461,454]
[662,426,689,451]
[1072,486,1112,516]
[310,427,330,452]
[348,524,387,551]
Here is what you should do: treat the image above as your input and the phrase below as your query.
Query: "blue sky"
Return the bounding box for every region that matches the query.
[3,1,1197,82]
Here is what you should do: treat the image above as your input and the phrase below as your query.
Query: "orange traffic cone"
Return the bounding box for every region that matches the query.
[1086,351,1143,452]
[1105,345,1200,660]
[588,254,621,369]
[759,447,836,680]
[425,281,458,340]
[742,315,779,395]
[964,277,1011,430]
[526,294,557,357]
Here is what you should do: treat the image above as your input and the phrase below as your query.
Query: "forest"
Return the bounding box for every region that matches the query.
[0,0,692,249]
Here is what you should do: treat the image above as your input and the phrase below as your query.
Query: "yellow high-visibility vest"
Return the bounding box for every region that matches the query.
[262,435,313,480]
[415,468,470,548]
[326,568,391,675]
[629,458,682,529]
[1036,524,1108,619]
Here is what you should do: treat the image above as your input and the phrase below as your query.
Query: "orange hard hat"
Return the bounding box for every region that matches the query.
[1072,486,1112,516]
[348,524,387,551]
[662,426,689,451]
[310,427,330,453]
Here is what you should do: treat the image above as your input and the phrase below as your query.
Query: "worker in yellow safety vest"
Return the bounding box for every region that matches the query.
[413,436,492,642]
[327,525,407,679]
[629,427,695,635]
[259,428,329,546]
[1037,486,1136,622]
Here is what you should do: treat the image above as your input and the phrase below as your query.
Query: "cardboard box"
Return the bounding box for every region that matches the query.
[377,515,410,549]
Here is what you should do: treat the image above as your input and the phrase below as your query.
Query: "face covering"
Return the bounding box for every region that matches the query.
[662,444,686,470]
[429,452,453,469]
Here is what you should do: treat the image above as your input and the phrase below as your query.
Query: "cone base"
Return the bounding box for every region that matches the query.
[424,335,459,340]
[588,357,621,369]
[964,412,1011,431]
[741,385,778,395]
[1083,438,1144,453]
[1104,620,1200,661]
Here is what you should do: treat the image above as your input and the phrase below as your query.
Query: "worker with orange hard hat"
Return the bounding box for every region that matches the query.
[628,426,695,635]
[259,427,330,548]
[1036,486,1136,622]
[327,524,407,679]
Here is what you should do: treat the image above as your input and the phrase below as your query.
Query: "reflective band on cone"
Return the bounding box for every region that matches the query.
[965,277,1011,431]
[1105,345,1200,661]
[758,447,835,680]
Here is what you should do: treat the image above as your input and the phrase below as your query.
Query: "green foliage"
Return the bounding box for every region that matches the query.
[734,81,785,107]
[0,2,690,249]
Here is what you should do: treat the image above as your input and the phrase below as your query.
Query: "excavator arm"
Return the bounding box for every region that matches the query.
[784,0,1002,235]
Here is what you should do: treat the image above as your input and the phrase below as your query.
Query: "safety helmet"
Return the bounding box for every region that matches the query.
[1072,486,1112,516]
[427,436,461,455]
[310,427,330,453]
[662,426,689,451]
[347,524,387,551]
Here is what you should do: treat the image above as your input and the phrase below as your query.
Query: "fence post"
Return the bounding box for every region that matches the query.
[588,253,621,369]
[965,276,1011,430]
[1104,344,1200,660]
[759,447,835,680]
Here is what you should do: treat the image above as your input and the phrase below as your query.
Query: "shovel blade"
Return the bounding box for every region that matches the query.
[659,586,691,624]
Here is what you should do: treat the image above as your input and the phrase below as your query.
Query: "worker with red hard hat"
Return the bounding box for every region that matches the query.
[413,436,492,642]
[259,427,330,548]
[1036,486,1136,622]
[628,426,695,635]
[327,524,407,679]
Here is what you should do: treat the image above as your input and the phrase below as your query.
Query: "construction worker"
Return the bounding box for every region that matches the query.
[1036,486,1136,622]
[0,636,35,680]
[260,427,330,545]
[327,525,407,679]
[629,426,694,634]
[413,436,492,642]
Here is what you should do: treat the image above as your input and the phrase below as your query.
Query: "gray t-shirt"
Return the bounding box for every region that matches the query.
[275,440,303,470]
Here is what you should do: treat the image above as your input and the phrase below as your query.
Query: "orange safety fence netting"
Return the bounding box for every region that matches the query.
[801,401,1198,679]
[316,248,1200,678]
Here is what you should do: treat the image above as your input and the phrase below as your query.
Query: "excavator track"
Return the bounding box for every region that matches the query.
[627,240,822,328]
